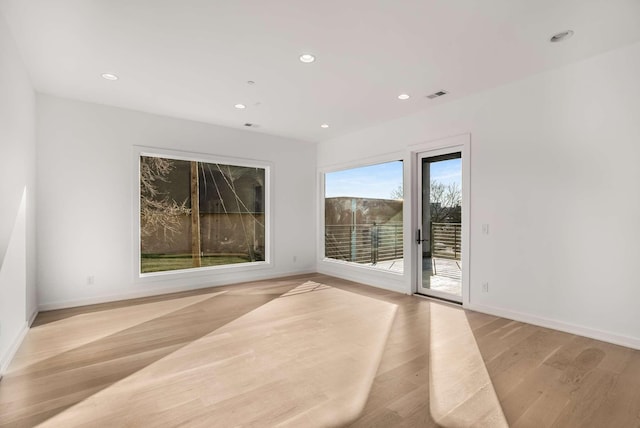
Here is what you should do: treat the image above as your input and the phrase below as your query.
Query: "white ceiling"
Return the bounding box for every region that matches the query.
[2,0,640,143]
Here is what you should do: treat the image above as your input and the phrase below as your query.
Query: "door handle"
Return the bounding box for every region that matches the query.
[416,229,422,244]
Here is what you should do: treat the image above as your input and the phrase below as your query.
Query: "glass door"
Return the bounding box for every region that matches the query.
[417,149,463,303]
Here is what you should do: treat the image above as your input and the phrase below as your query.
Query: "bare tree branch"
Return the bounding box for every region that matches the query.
[140,157,190,246]
[390,184,404,200]
[430,180,461,223]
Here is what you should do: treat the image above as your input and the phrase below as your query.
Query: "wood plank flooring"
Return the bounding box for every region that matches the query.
[1,273,639,427]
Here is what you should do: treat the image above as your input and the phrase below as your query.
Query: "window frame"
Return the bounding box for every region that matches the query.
[318,153,406,278]
[133,146,273,281]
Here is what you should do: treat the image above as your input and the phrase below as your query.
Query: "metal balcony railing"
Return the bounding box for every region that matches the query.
[325,222,461,265]
[325,223,403,264]
[431,222,461,260]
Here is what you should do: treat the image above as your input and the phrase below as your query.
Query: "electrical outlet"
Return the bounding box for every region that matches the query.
[87,275,95,285]
[293,256,297,263]
[482,282,489,292]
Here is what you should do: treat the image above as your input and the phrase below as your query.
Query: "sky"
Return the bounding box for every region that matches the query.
[325,161,403,199]
[324,158,461,200]
[430,158,462,188]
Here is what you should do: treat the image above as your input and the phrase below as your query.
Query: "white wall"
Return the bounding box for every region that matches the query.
[36,95,316,309]
[0,13,37,373]
[318,41,640,349]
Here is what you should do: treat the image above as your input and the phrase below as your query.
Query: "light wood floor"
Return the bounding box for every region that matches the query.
[1,273,639,427]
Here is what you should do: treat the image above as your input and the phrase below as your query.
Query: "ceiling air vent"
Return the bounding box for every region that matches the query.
[426,90,448,99]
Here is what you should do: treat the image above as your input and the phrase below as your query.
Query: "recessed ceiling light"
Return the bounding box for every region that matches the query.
[398,94,410,100]
[101,73,118,81]
[550,30,574,43]
[299,54,316,63]
[234,104,246,109]
[320,124,329,128]
[247,80,255,85]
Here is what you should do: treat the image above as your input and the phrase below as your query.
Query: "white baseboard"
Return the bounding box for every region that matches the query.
[466,302,640,351]
[0,321,29,376]
[38,268,316,311]
[28,310,38,326]
[317,262,408,295]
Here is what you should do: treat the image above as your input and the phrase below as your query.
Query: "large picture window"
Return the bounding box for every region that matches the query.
[139,153,268,275]
[324,160,403,272]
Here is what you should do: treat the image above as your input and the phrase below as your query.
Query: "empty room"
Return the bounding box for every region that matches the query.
[1,1,640,426]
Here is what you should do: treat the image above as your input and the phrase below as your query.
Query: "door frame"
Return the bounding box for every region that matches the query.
[410,134,470,306]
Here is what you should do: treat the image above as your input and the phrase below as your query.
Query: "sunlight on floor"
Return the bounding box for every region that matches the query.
[280,280,332,297]
[429,302,508,427]
[2,279,514,427]
[38,282,397,427]
[8,291,227,373]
